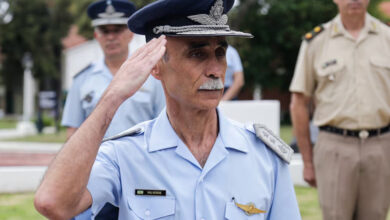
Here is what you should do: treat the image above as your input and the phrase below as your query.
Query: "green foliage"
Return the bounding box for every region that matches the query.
[369,0,390,21]
[0,0,73,88]
[230,0,338,91]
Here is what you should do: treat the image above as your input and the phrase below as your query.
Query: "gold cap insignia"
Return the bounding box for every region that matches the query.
[233,198,266,216]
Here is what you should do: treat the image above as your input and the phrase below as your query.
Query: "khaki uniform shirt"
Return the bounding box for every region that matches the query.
[290,14,390,129]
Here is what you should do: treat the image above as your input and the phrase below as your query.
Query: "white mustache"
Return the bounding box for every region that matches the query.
[198,78,224,90]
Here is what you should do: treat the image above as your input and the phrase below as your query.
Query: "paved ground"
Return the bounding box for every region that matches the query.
[0,138,61,167]
[0,152,56,166]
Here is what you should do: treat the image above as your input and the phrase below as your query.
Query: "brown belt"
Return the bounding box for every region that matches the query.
[319,125,390,139]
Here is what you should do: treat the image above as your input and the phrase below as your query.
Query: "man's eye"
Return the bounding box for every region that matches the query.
[190,51,206,58]
[216,48,226,58]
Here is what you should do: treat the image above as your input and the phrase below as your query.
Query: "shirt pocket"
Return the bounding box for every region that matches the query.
[80,91,96,116]
[127,196,176,220]
[370,57,390,74]
[315,59,346,101]
[225,201,265,220]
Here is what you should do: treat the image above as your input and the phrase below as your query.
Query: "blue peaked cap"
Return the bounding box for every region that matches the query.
[87,0,136,27]
[128,0,252,41]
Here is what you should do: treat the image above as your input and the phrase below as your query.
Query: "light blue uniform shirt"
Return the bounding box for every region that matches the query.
[61,59,165,138]
[87,108,301,220]
[224,45,243,88]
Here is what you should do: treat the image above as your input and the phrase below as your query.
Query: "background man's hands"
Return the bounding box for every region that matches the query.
[303,162,316,187]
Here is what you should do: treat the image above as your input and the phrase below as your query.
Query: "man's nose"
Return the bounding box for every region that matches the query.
[206,59,226,78]
[106,32,117,39]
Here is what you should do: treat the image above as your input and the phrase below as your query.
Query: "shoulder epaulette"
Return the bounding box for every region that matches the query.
[73,63,92,79]
[253,124,294,164]
[304,25,324,42]
[102,126,143,142]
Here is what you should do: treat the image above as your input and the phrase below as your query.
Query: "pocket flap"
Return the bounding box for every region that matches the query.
[370,57,390,69]
[128,196,175,219]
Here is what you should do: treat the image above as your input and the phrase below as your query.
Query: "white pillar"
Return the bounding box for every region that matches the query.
[17,53,37,135]
[22,67,35,121]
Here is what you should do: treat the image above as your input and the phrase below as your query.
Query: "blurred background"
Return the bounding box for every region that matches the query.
[0,0,389,219]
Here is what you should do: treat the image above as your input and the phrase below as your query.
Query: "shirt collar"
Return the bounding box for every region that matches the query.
[90,59,113,78]
[218,109,248,153]
[331,13,379,38]
[147,108,248,153]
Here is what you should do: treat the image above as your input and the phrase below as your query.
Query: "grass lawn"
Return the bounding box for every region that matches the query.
[0,119,17,129]
[3,129,67,143]
[0,193,44,220]
[280,125,294,144]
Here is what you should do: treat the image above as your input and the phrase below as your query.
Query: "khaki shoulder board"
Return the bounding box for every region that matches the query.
[253,124,294,164]
[103,126,143,142]
[304,25,324,42]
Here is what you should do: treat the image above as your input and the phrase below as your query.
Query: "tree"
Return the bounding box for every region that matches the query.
[230,0,338,93]
[230,0,385,94]
[0,0,73,113]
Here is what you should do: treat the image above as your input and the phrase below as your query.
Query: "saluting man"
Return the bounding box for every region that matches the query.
[62,0,165,139]
[36,0,301,219]
[61,0,165,219]
[290,0,390,219]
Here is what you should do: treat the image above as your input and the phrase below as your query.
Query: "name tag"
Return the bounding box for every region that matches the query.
[135,189,166,196]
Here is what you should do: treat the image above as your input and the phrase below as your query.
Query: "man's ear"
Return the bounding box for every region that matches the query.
[128,31,134,42]
[150,61,162,80]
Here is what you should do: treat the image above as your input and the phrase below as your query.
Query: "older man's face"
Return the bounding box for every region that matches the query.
[157,36,228,110]
[333,0,370,16]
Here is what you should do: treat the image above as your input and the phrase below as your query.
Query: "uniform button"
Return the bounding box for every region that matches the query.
[145,209,151,216]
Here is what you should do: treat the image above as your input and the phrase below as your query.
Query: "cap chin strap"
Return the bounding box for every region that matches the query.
[153,24,230,34]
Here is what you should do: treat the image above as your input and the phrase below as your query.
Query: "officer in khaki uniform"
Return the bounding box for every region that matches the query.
[290,0,390,219]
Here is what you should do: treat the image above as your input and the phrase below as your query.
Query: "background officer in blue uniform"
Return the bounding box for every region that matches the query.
[35,0,301,219]
[61,0,165,219]
[222,45,245,100]
[62,0,165,139]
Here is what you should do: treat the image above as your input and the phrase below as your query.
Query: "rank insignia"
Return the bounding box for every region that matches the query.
[233,198,266,216]
[83,91,95,103]
[253,124,294,163]
[304,25,324,42]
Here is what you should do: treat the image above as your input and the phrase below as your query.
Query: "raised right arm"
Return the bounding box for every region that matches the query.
[34,36,166,220]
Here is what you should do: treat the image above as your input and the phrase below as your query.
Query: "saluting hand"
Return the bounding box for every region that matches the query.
[107,35,166,102]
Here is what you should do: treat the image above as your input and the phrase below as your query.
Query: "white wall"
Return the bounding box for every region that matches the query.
[218,100,280,135]
[62,34,146,91]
